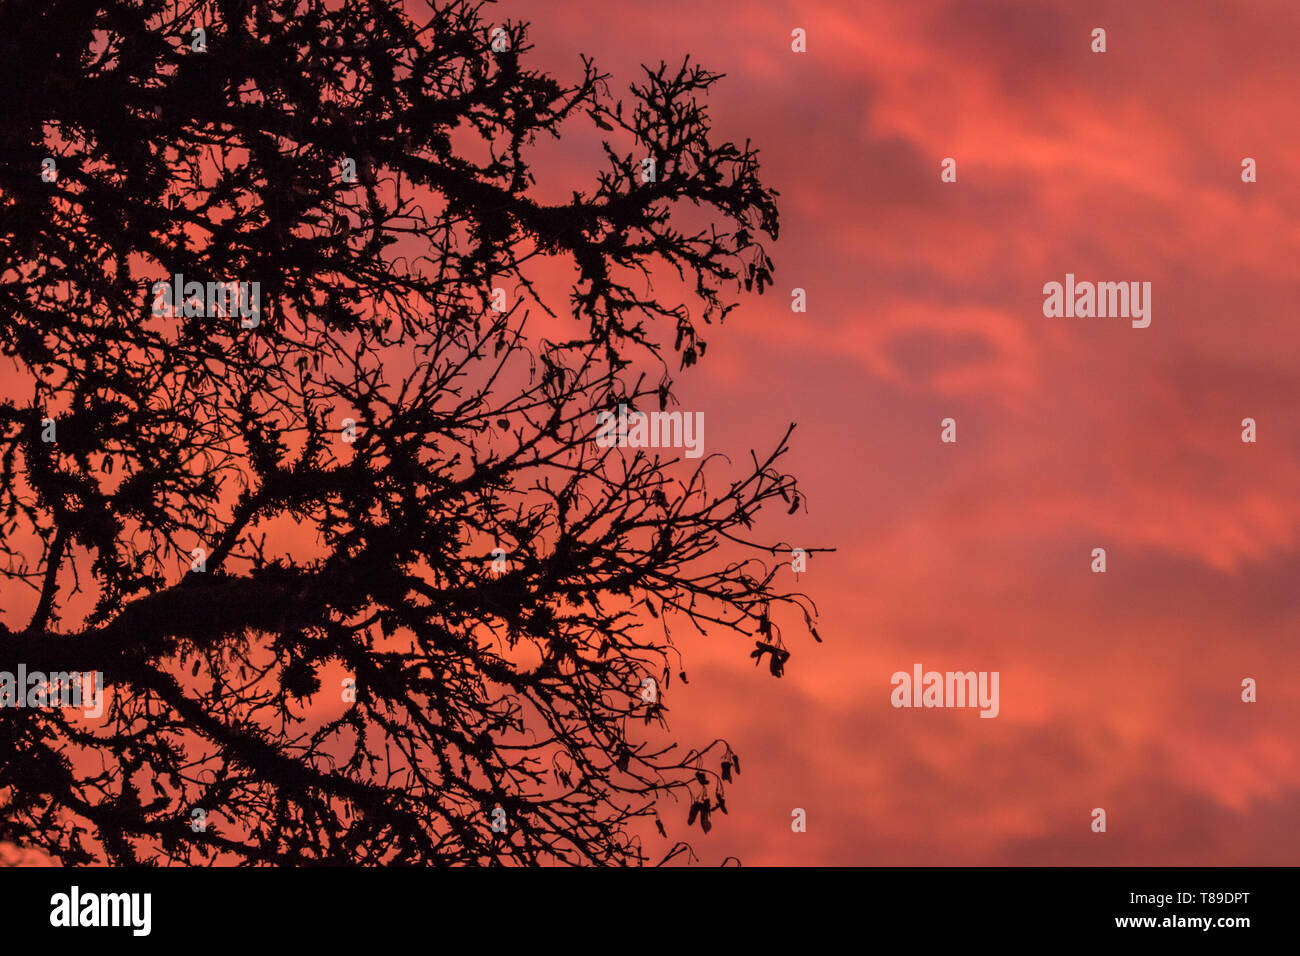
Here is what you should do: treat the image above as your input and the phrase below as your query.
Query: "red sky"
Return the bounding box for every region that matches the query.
[492,0,1300,864]
[5,0,1297,867]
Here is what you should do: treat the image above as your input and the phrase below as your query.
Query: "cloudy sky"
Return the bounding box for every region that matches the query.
[4,0,1295,867]
[495,0,1300,864]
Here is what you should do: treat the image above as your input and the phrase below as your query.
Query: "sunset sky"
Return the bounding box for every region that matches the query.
[5,0,1298,869]
[492,0,1300,864]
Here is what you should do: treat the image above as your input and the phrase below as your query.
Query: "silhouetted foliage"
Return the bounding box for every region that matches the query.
[0,0,820,864]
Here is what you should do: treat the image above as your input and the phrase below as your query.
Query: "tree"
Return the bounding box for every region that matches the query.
[0,0,821,865]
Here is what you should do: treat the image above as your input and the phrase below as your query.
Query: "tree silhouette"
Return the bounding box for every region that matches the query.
[0,0,821,865]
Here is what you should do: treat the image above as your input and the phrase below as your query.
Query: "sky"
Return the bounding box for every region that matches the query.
[491,0,1300,864]
[4,0,1297,867]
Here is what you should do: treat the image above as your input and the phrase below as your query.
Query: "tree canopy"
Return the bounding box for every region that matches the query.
[0,0,821,865]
